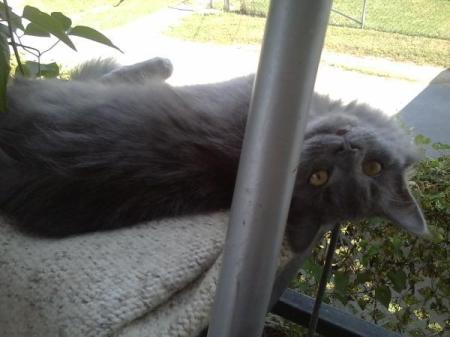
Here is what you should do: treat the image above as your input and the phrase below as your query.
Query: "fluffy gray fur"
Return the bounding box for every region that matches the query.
[0,58,427,251]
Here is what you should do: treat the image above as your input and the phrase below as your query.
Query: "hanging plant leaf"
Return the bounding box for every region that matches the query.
[24,22,51,37]
[0,3,24,31]
[69,25,122,52]
[51,12,72,31]
[17,61,59,78]
[22,6,76,50]
[37,62,59,78]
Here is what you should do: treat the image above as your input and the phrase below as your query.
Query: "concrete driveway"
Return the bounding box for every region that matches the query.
[398,70,450,157]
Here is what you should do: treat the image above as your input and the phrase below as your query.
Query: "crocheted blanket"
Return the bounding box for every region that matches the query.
[0,213,295,337]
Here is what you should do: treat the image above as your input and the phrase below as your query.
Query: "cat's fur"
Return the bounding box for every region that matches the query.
[0,58,427,251]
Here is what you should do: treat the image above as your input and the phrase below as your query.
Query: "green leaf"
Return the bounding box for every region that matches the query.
[367,244,380,256]
[0,31,10,112]
[302,257,323,283]
[356,271,371,284]
[428,225,445,243]
[388,270,407,292]
[18,61,59,78]
[51,12,72,31]
[294,280,310,293]
[16,61,37,77]
[68,25,122,52]
[38,62,59,78]
[0,23,9,35]
[0,3,24,31]
[431,142,450,151]
[375,285,391,308]
[334,271,349,296]
[22,6,76,50]
[414,134,431,145]
[362,244,380,266]
[335,293,349,305]
[389,235,403,251]
[24,22,51,37]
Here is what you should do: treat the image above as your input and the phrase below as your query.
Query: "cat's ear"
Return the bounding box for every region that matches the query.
[381,177,429,236]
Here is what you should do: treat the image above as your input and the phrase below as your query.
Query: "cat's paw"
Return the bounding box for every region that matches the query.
[143,57,173,80]
[100,57,174,84]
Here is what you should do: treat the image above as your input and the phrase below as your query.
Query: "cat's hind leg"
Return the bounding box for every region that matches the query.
[69,57,173,84]
[99,57,173,84]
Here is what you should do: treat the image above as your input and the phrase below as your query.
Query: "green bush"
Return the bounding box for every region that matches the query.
[294,155,449,336]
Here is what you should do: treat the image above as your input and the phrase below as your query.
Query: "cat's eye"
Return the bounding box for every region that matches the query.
[362,160,382,176]
[309,170,329,186]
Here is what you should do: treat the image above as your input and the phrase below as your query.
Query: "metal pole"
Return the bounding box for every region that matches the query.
[207,1,332,337]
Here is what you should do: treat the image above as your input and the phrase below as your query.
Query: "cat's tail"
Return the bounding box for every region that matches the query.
[69,58,120,81]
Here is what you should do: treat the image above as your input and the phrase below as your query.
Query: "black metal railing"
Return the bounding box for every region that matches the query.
[272,289,402,337]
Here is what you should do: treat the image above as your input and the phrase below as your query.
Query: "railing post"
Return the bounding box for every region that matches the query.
[206,1,332,337]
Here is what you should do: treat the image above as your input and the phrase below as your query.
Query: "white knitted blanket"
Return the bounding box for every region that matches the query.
[0,213,295,337]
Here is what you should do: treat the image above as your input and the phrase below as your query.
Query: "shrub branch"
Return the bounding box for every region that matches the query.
[3,0,24,75]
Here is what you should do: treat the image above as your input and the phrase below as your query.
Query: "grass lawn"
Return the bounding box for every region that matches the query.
[21,0,174,30]
[166,12,450,67]
[331,0,450,40]
[217,0,450,40]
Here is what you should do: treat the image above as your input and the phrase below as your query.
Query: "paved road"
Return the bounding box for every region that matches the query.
[398,70,450,157]
[18,7,450,156]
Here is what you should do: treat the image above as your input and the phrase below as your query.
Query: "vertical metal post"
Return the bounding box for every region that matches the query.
[207,1,332,337]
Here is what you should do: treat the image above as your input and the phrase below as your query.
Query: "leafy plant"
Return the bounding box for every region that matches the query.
[0,0,121,111]
[294,155,450,336]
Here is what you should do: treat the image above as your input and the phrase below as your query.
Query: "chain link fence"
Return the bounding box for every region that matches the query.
[209,0,270,16]
[195,0,450,41]
[208,0,368,27]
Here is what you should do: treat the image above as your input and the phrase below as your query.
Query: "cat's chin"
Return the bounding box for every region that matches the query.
[286,221,334,253]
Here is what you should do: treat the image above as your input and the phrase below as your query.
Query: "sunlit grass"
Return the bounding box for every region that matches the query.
[22,0,174,29]
[166,12,450,67]
[212,0,450,40]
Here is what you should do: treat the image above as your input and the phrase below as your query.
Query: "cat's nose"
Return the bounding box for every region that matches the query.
[336,138,360,154]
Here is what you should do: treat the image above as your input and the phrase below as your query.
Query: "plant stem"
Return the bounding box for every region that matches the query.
[3,0,24,75]
[40,39,61,55]
[9,41,40,58]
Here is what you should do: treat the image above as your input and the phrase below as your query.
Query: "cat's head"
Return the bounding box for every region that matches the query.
[287,97,428,252]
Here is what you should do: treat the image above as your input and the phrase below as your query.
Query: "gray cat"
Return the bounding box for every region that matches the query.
[0,58,428,251]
